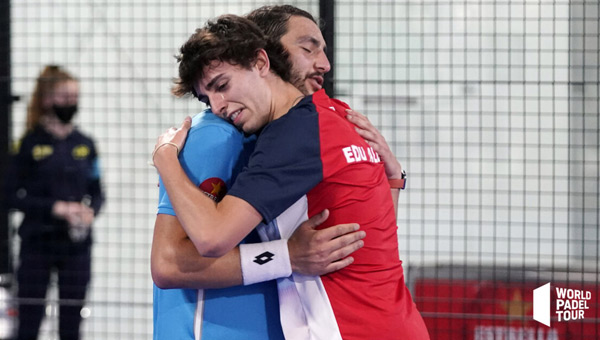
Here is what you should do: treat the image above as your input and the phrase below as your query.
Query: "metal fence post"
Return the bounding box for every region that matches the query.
[320,0,335,98]
[0,0,12,275]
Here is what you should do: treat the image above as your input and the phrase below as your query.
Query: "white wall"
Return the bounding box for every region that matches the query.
[334,0,597,273]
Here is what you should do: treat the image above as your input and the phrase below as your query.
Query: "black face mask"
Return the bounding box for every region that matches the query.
[52,104,78,124]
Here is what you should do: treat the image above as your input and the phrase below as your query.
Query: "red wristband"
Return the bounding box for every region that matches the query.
[388,178,406,189]
[388,170,407,189]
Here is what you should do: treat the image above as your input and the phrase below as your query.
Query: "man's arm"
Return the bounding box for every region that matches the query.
[154,118,269,257]
[153,114,390,257]
[345,109,404,212]
[151,213,242,289]
[151,209,365,289]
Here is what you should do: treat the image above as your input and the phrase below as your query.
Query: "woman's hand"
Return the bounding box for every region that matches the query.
[52,201,95,227]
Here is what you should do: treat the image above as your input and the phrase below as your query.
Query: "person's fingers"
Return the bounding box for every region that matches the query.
[320,229,365,260]
[80,203,93,211]
[347,110,388,150]
[152,117,193,161]
[346,111,370,129]
[302,209,330,230]
[354,126,378,141]
[364,139,387,156]
[315,222,360,242]
[364,140,376,148]
[346,108,367,118]
[335,228,366,243]
[346,109,367,119]
[331,229,365,249]
[346,109,373,127]
[181,116,192,131]
[315,234,365,275]
[319,256,355,275]
[330,238,364,259]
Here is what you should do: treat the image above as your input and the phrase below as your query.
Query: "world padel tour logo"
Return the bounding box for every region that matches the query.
[533,283,592,326]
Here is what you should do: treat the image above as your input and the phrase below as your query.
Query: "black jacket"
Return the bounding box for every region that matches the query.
[5,125,104,241]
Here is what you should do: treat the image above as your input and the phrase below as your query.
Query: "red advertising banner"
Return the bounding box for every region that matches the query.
[412,267,599,340]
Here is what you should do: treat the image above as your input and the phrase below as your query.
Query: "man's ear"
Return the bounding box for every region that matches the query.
[254,49,270,77]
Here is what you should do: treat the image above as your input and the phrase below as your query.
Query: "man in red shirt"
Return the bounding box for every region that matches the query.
[153,12,428,340]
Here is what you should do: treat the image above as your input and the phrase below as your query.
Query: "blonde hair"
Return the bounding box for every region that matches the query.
[26,65,76,132]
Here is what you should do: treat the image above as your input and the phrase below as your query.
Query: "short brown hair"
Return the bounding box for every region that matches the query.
[172,14,291,98]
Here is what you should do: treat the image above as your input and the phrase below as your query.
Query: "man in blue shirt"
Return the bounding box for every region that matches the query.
[152,109,366,339]
[154,112,289,339]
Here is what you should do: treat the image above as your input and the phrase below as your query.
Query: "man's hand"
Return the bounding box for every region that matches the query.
[288,209,366,276]
[152,116,192,168]
[346,109,403,180]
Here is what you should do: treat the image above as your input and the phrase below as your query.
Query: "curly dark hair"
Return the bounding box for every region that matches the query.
[172,14,292,98]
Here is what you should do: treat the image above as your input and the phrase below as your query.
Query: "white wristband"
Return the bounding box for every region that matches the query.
[239,239,292,286]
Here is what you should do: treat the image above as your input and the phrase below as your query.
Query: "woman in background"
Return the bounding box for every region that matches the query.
[6,65,104,340]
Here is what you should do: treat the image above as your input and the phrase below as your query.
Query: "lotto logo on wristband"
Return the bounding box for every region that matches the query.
[253,251,274,265]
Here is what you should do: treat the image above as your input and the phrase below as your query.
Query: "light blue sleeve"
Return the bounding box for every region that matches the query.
[156,114,246,216]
